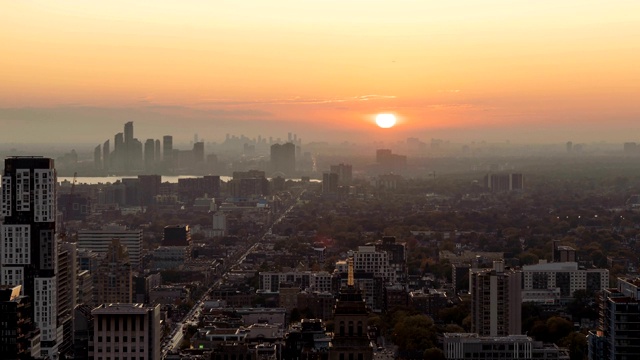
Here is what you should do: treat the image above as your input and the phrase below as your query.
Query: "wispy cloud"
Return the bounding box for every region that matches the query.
[194,94,396,106]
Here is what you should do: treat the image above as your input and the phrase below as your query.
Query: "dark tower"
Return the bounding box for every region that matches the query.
[329,256,374,360]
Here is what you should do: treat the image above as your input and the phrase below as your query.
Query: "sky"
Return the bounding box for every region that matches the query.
[1,1,640,144]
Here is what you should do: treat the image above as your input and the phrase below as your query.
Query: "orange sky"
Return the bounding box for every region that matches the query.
[1,1,640,143]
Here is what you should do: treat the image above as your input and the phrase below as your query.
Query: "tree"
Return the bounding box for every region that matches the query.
[423,347,445,360]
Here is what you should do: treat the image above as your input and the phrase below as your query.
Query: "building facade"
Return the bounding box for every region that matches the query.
[1,157,60,356]
[470,261,522,337]
[90,303,161,360]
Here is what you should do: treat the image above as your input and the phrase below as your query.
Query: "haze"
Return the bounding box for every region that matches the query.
[1,1,640,144]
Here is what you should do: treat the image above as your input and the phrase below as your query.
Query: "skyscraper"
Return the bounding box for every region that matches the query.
[102,140,110,171]
[144,138,156,170]
[163,135,173,168]
[270,142,296,176]
[1,157,60,356]
[470,261,521,337]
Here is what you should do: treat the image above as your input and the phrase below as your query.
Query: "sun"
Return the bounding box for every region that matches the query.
[375,113,397,128]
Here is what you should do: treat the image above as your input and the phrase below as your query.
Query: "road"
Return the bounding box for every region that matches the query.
[162,190,304,358]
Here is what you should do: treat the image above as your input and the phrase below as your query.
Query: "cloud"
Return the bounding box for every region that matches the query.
[194,94,396,106]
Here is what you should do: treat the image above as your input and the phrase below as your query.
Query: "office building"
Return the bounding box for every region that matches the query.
[1,157,60,356]
[77,225,143,268]
[90,303,161,360]
[443,333,569,360]
[522,261,608,300]
[470,261,521,336]
[552,241,577,262]
[270,142,296,176]
[94,239,133,304]
[193,141,205,163]
[588,277,640,360]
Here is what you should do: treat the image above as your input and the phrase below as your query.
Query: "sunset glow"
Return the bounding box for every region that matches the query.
[1,1,640,143]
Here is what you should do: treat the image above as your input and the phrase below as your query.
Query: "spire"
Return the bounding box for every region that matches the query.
[347,256,355,287]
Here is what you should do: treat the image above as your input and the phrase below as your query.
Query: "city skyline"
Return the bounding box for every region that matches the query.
[1,1,640,144]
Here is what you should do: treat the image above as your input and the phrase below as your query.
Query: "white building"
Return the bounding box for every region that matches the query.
[336,246,393,283]
[212,211,227,237]
[522,261,609,299]
[91,303,161,360]
[77,225,143,268]
[259,271,333,293]
[444,333,569,360]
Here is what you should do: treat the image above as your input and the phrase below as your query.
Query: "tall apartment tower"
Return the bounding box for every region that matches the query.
[0,157,60,356]
[94,239,133,304]
[588,277,640,360]
[329,257,374,360]
[90,303,161,360]
[470,261,522,337]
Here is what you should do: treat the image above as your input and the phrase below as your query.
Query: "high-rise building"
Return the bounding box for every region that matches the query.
[0,285,41,359]
[94,239,133,304]
[470,261,521,337]
[154,139,161,162]
[57,242,78,356]
[77,226,143,268]
[94,145,102,169]
[588,277,640,360]
[0,156,60,356]
[102,140,110,171]
[330,163,353,186]
[322,172,339,194]
[193,141,205,163]
[163,135,173,166]
[329,258,374,360]
[270,142,296,176]
[144,138,156,170]
[90,303,161,360]
[114,132,124,170]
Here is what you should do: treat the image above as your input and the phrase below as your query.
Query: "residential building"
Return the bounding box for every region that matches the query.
[1,156,60,357]
[522,260,608,300]
[588,277,640,360]
[470,261,522,336]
